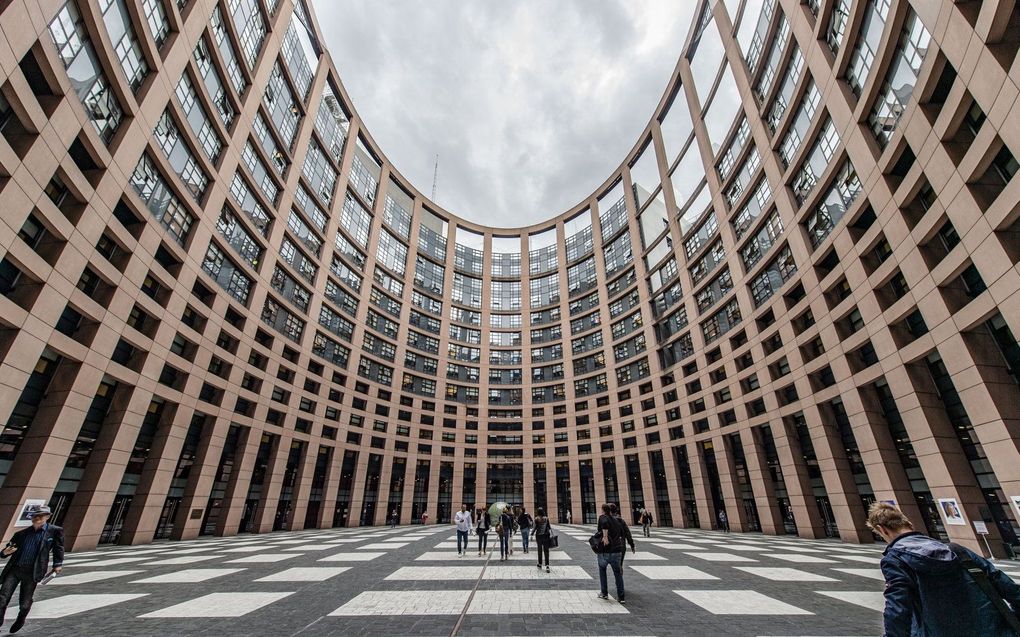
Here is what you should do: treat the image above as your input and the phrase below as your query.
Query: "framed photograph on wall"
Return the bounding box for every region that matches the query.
[14,499,47,527]
[937,497,966,526]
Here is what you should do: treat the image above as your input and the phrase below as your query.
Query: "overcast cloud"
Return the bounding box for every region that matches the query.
[310,1,696,228]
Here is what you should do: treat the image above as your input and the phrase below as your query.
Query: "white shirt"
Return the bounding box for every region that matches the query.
[454,510,473,532]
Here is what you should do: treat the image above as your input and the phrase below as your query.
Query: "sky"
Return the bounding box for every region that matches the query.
[310,1,697,228]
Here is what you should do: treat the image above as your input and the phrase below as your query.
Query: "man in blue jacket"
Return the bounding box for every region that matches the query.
[867,502,1020,636]
[0,505,64,633]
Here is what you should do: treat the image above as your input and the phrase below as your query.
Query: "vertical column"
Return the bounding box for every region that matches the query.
[773,418,825,539]
[252,435,288,533]
[715,435,749,532]
[217,428,261,536]
[739,427,783,535]
[118,405,193,545]
[171,416,234,540]
[801,402,870,542]
[60,388,150,550]
[658,446,685,528]
[0,362,101,536]
[347,449,371,527]
[843,386,924,526]
[286,442,317,531]
[316,446,340,528]
[687,443,715,529]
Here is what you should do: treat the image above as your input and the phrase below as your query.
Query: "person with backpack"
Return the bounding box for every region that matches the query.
[611,503,636,567]
[595,503,626,604]
[498,505,515,561]
[532,507,553,572]
[517,507,533,554]
[641,509,653,537]
[867,502,1020,636]
[475,504,491,556]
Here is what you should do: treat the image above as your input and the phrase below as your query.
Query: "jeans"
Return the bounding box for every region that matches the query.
[520,528,530,551]
[499,529,511,558]
[0,566,37,616]
[536,536,551,566]
[642,522,650,537]
[477,530,488,552]
[456,529,470,553]
[597,551,625,600]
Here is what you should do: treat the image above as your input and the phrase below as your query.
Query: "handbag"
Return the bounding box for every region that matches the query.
[948,543,1020,633]
[588,529,604,554]
[550,530,559,548]
[495,524,503,535]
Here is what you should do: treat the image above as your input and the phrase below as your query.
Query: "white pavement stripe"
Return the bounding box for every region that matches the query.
[148,555,223,565]
[630,565,718,580]
[329,590,629,616]
[49,570,144,585]
[139,592,294,618]
[384,565,591,580]
[29,594,147,618]
[683,552,757,562]
[674,590,812,615]
[816,591,885,611]
[734,567,838,582]
[358,542,409,549]
[318,551,386,562]
[132,568,245,583]
[760,553,836,564]
[255,566,351,581]
[833,567,885,580]
[225,554,296,563]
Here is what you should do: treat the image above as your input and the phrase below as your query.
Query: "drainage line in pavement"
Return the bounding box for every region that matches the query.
[449,546,493,637]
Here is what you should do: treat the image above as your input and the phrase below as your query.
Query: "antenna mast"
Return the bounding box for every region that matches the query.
[431,154,439,200]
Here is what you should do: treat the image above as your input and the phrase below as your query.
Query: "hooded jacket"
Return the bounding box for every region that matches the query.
[881,531,1020,636]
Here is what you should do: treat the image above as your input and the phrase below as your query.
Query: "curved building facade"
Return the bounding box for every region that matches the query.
[0,0,1018,553]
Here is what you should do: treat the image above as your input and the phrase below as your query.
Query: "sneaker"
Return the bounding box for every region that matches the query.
[597,593,609,600]
[618,598,627,605]
[537,563,542,569]
[477,552,482,557]
[545,566,550,573]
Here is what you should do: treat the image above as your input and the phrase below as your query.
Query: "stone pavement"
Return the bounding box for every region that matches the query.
[5,523,1020,636]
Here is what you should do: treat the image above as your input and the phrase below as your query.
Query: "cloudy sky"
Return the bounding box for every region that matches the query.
[310,1,696,227]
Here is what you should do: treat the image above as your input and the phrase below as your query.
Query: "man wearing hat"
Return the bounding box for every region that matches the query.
[0,505,64,633]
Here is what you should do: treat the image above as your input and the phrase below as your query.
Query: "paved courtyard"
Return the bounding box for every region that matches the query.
[7,524,1020,636]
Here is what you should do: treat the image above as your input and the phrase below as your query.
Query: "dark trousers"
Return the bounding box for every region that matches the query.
[456,529,470,553]
[536,536,551,566]
[477,530,488,552]
[499,529,511,558]
[0,566,37,615]
[598,551,625,600]
[642,522,651,537]
[520,528,530,551]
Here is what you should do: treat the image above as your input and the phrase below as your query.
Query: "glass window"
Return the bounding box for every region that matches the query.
[846,0,892,96]
[47,1,124,143]
[703,64,743,155]
[629,141,661,209]
[868,11,930,145]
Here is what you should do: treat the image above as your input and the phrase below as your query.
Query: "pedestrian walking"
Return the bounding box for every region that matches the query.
[641,509,653,537]
[475,504,491,556]
[611,503,636,567]
[595,503,626,604]
[499,505,515,561]
[867,502,1020,636]
[421,510,429,525]
[718,509,729,532]
[389,509,398,528]
[454,504,473,557]
[0,505,64,633]
[533,507,553,573]
[517,507,533,554]
[566,510,572,525]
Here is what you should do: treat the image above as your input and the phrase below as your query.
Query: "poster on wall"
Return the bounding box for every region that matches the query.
[1010,495,1020,522]
[937,497,966,526]
[14,499,47,527]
